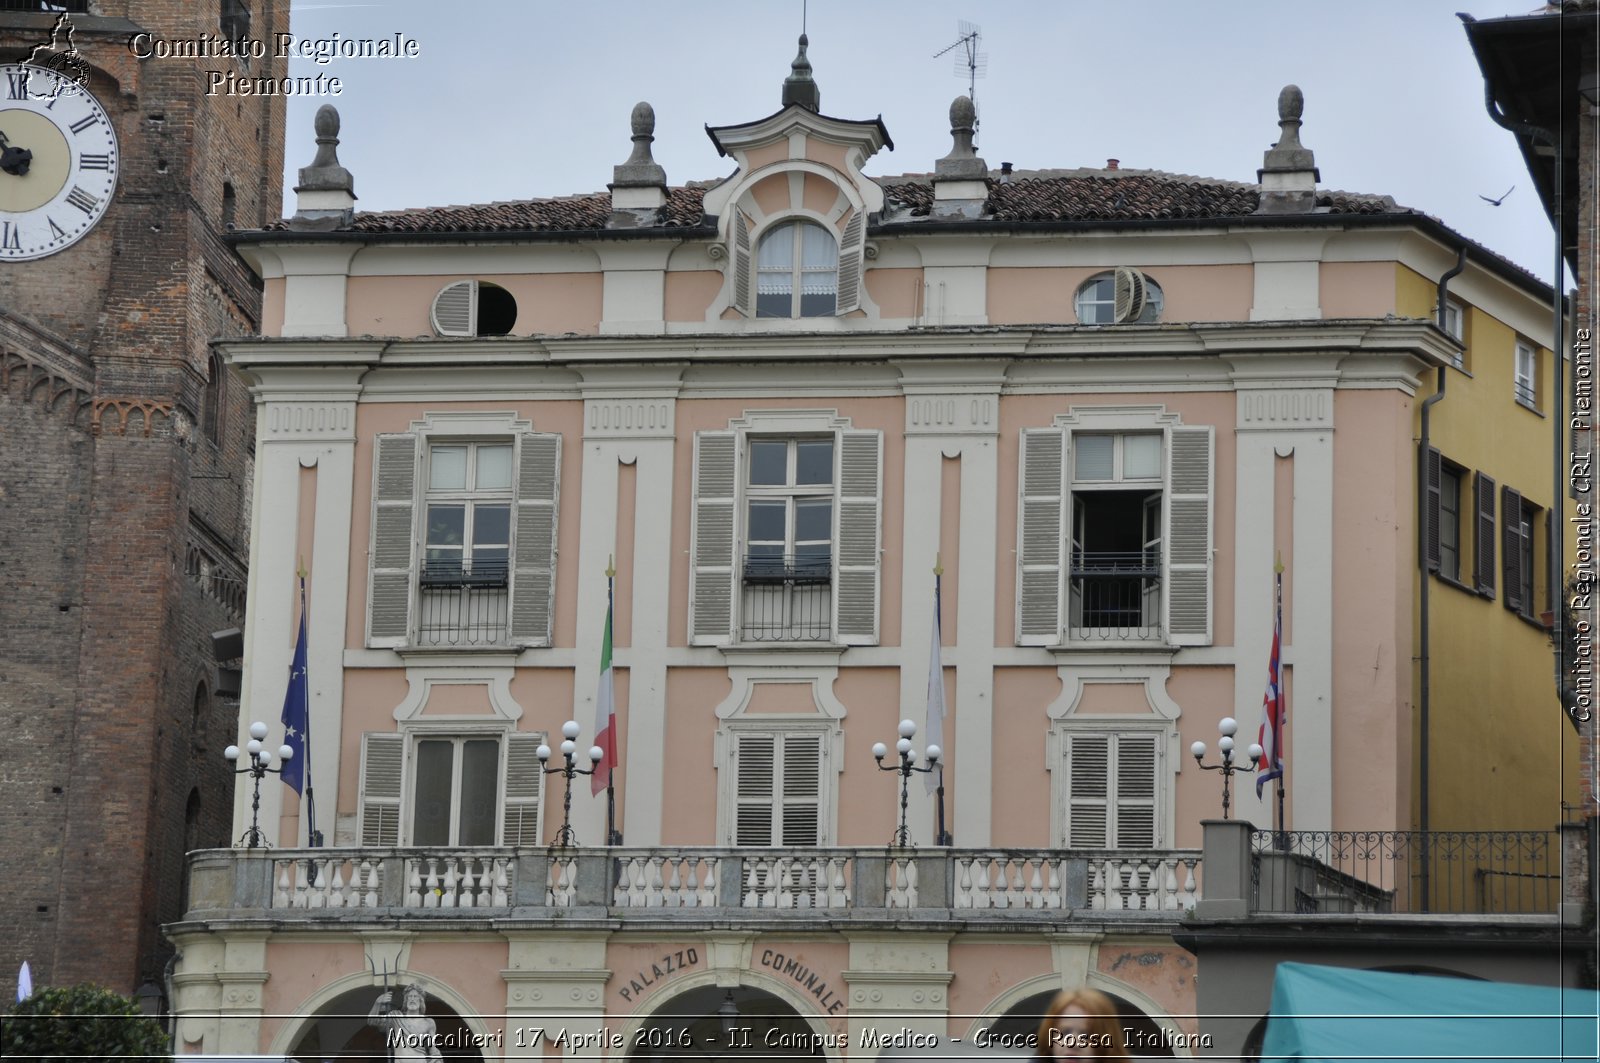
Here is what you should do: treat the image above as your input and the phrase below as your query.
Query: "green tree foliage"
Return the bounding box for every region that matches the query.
[2,983,171,1061]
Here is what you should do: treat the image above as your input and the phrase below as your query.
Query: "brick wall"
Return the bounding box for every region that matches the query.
[0,0,287,997]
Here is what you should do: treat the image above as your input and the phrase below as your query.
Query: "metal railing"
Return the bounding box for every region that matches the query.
[186,846,1203,919]
[1069,550,1161,640]
[740,553,832,642]
[1251,830,1561,914]
[416,569,509,648]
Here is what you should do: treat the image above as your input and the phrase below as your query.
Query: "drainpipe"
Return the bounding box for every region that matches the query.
[1479,84,1571,756]
[1419,247,1466,864]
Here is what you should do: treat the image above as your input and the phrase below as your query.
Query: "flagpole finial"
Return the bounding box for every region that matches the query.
[606,554,616,580]
[1274,551,1284,575]
[933,553,944,577]
[297,556,309,581]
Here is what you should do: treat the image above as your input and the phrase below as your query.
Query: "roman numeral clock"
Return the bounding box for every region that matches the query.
[0,64,117,260]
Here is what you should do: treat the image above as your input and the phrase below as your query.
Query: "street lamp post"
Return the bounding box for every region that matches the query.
[225,720,294,848]
[1190,716,1263,820]
[872,719,942,848]
[538,720,603,847]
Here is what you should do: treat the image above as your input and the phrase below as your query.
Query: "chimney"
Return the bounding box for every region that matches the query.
[932,95,989,218]
[1106,158,1119,171]
[1256,84,1320,215]
[609,101,668,228]
[289,104,356,231]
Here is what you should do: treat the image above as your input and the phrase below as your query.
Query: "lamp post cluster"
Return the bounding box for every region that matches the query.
[872,719,942,848]
[538,720,603,847]
[225,720,294,848]
[1190,716,1262,820]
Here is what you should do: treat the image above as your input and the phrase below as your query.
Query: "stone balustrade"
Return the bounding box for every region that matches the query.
[182,846,1203,922]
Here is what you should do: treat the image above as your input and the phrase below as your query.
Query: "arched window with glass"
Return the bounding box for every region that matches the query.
[756,220,838,318]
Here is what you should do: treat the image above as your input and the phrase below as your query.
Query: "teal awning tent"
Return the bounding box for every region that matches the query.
[1261,962,1599,1062]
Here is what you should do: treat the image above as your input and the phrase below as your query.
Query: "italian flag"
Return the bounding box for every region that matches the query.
[591,582,617,796]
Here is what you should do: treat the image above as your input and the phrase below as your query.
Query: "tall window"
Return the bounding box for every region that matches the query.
[1514,342,1538,409]
[1069,433,1163,639]
[743,438,833,640]
[756,221,837,318]
[202,353,224,443]
[1441,299,1467,370]
[411,736,499,846]
[420,442,512,646]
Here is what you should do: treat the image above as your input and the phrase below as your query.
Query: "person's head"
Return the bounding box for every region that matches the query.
[1035,989,1126,1060]
[401,985,426,1014]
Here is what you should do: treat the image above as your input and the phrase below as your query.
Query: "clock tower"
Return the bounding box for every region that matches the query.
[0,2,287,1001]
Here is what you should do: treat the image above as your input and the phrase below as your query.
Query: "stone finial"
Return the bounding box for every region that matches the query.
[290,103,356,230]
[782,33,821,112]
[932,95,989,217]
[935,95,987,180]
[609,101,668,227]
[1256,83,1319,215]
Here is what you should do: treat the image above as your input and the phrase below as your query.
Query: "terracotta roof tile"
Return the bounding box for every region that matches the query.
[262,168,1406,235]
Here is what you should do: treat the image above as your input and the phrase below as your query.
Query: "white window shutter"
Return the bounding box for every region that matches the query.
[1018,428,1065,645]
[1066,734,1111,848]
[431,280,478,337]
[691,431,738,644]
[1112,266,1147,323]
[731,212,753,316]
[502,732,544,846]
[781,734,825,846]
[368,433,418,646]
[509,432,560,644]
[733,733,776,846]
[1114,734,1159,847]
[835,211,866,314]
[1166,426,1213,645]
[835,430,882,644]
[358,732,404,847]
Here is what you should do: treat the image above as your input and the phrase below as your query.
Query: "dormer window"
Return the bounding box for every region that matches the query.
[756,221,837,318]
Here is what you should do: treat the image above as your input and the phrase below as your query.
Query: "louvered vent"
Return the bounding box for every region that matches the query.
[431,280,477,337]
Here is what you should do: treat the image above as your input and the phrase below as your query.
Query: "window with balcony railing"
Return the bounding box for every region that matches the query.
[691,418,881,646]
[1068,434,1162,641]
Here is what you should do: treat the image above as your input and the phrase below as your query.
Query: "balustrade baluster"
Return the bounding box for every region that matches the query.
[665,858,683,908]
[699,861,717,907]
[362,860,380,908]
[955,858,973,908]
[974,857,992,908]
[648,856,666,906]
[1090,860,1107,910]
[828,857,848,908]
[274,862,292,908]
[407,861,423,907]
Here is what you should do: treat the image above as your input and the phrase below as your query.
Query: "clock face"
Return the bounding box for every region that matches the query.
[0,64,119,262]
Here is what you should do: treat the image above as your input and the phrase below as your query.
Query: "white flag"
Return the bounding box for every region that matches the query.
[17,960,32,1002]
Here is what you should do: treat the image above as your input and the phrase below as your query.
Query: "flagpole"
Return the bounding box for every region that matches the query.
[1273,560,1286,849]
[932,557,950,846]
[297,565,322,849]
[605,559,619,846]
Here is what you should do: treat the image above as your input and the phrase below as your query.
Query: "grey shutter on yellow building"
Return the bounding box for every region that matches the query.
[1166,426,1213,645]
[1017,427,1065,644]
[1423,445,1443,571]
[1475,472,1496,596]
[368,434,418,646]
[510,432,560,644]
[835,211,866,314]
[691,431,737,644]
[1502,484,1525,614]
[835,430,882,644]
[501,732,544,846]
[358,731,404,846]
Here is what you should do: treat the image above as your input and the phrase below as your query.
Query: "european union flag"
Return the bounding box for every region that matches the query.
[279,596,309,795]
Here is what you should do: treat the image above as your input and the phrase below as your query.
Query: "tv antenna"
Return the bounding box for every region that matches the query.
[934,22,986,144]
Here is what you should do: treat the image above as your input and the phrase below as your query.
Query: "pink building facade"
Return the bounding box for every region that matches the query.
[169,58,1572,1061]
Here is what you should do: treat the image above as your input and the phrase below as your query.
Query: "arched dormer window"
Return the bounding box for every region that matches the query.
[757,220,837,318]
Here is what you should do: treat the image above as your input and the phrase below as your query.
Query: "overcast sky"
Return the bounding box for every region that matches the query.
[278,1,1567,288]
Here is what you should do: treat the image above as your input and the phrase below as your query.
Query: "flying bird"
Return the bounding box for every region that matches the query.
[1478,185,1515,206]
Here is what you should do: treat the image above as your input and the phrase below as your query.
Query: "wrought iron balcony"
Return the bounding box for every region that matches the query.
[182,846,1203,922]
[417,558,509,647]
[740,553,832,642]
[1069,550,1161,640]
[1249,828,1571,916]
